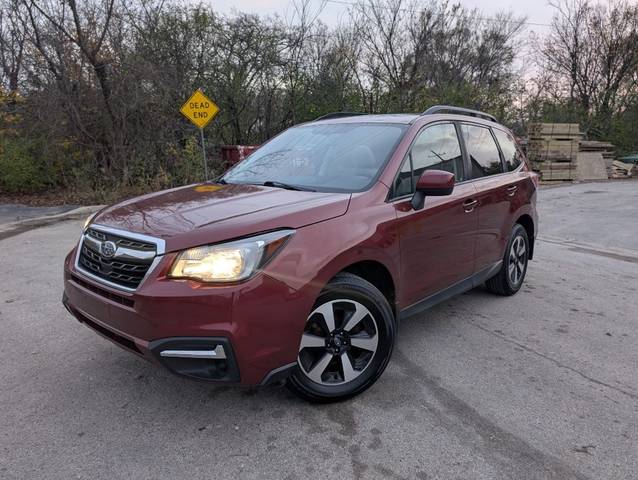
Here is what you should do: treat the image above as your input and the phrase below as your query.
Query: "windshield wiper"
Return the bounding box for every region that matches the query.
[261,180,316,192]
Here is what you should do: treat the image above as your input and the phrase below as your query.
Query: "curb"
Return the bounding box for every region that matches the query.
[0,205,105,241]
[537,235,638,263]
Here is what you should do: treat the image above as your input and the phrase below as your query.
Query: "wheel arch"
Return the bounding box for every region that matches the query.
[339,260,397,318]
[515,214,535,259]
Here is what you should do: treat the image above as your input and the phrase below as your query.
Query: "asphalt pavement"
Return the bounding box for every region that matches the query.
[0,181,636,480]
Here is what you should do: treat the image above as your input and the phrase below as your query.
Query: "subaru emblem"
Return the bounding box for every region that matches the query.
[100,241,117,258]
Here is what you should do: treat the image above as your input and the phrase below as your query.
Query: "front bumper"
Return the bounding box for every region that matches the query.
[63,247,308,386]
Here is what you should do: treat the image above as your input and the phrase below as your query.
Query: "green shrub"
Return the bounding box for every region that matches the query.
[170,135,207,185]
[0,138,51,194]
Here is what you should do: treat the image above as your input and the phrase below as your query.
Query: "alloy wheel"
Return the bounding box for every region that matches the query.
[297,299,379,386]
[508,235,527,286]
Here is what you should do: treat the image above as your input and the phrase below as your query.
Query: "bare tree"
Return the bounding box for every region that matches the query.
[280,0,326,123]
[22,0,122,172]
[539,0,638,133]
[350,0,419,110]
[349,0,524,112]
[0,0,27,93]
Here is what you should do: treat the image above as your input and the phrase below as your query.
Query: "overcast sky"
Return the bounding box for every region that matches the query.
[203,0,557,33]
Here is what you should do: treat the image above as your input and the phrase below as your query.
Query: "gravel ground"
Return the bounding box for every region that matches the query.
[0,181,636,480]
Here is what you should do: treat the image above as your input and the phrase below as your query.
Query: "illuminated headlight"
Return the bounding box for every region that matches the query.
[168,230,294,283]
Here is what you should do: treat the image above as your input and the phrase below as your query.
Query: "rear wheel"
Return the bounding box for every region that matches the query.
[485,223,529,296]
[287,273,395,402]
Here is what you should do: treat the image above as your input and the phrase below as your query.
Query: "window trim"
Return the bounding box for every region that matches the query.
[387,121,466,201]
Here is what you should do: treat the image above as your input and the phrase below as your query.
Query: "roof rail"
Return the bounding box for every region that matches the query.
[314,112,367,121]
[422,105,497,123]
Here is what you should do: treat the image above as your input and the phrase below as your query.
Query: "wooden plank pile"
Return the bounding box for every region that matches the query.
[576,152,608,181]
[527,123,581,181]
[580,140,615,175]
[611,161,634,178]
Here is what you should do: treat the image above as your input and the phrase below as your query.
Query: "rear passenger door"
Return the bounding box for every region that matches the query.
[493,128,530,207]
[492,127,534,244]
[459,123,510,273]
[392,123,479,306]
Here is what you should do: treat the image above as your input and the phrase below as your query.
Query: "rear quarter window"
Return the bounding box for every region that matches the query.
[460,124,504,178]
[493,129,524,172]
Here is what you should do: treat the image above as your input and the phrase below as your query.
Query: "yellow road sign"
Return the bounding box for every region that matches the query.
[180,89,220,129]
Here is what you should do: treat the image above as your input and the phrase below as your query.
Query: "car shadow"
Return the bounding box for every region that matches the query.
[54,285,498,439]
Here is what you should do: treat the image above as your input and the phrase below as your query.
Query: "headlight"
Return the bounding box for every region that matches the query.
[168,230,294,283]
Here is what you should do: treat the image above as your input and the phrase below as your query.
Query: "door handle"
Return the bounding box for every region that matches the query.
[506,185,518,196]
[463,199,478,212]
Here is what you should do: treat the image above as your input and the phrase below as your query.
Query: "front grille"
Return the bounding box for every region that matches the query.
[86,228,155,251]
[78,228,157,290]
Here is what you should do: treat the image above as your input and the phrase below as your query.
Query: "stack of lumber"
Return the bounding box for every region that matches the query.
[580,140,615,174]
[576,152,608,181]
[580,140,615,160]
[611,161,634,178]
[527,123,581,181]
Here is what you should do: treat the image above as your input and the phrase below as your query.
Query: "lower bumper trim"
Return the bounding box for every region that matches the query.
[260,362,297,386]
[160,346,226,360]
[149,337,240,383]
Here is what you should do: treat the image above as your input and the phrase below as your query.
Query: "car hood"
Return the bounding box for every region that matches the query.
[93,183,351,252]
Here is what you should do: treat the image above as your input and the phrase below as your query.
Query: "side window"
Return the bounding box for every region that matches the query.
[493,129,523,172]
[460,124,504,178]
[393,154,413,197]
[411,123,464,183]
[392,123,464,198]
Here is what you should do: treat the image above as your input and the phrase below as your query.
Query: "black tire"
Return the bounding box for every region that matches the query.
[485,223,529,296]
[287,272,396,403]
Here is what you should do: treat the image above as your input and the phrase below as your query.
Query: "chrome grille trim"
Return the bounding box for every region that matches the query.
[86,227,156,251]
[84,225,166,255]
[75,224,166,292]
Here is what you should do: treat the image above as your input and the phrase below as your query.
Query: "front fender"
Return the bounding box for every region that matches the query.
[263,201,400,315]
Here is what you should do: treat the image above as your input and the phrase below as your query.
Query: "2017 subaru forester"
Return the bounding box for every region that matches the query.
[63,105,538,402]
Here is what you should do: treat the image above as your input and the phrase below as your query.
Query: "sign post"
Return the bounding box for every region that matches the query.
[200,128,208,180]
[180,89,220,180]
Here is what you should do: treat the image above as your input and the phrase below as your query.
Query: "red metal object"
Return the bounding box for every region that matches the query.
[415,170,455,195]
[63,113,538,387]
[220,144,259,167]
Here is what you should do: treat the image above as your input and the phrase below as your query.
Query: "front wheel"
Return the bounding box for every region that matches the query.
[485,223,529,296]
[287,273,396,403]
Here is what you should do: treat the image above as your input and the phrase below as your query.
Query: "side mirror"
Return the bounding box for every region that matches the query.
[411,170,455,210]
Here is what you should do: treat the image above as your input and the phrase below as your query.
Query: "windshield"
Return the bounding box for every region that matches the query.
[222,123,408,192]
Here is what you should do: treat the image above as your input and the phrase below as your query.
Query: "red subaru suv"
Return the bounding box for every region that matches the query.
[63,106,537,402]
